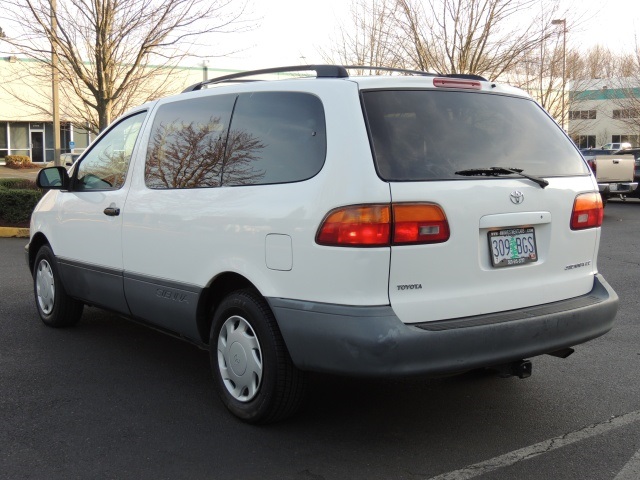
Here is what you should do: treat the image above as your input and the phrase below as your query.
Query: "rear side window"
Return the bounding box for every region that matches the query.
[145,94,235,189]
[225,91,326,186]
[145,91,326,189]
[362,90,589,181]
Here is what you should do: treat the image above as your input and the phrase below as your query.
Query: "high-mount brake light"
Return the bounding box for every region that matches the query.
[571,192,603,230]
[316,203,450,247]
[433,78,482,90]
[392,204,450,244]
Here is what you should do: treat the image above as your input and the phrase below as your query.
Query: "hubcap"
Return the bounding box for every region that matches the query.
[36,259,55,315]
[217,315,262,402]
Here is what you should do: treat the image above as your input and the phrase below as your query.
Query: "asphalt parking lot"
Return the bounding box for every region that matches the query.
[1,199,640,480]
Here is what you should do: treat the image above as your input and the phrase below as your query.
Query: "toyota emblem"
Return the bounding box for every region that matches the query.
[510,191,524,204]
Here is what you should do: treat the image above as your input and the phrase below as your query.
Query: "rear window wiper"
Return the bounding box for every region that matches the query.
[455,167,549,189]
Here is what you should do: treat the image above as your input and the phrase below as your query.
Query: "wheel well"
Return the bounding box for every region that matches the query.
[196,272,256,345]
[27,233,50,272]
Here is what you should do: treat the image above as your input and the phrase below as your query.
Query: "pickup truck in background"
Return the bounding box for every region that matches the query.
[580,148,640,205]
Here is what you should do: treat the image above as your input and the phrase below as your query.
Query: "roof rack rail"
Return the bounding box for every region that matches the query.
[182,65,349,92]
[181,64,488,93]
[344,66,487,81]
[342,65,436,77]
[444,73,488,81]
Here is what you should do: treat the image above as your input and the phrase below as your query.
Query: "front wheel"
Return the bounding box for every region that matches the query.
[33,245,83,327]
[210,289,305,424]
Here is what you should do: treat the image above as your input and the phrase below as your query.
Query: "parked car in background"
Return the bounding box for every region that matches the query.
[27,65,618,423]
[59,153,82,166]
[601,142,632,150]
[580,148,638,201]
[581,148,640,204]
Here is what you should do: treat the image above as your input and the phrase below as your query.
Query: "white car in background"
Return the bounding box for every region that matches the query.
[601,142,632,150]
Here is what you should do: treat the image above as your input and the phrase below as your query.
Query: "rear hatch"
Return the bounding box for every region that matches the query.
[362,85,600,324]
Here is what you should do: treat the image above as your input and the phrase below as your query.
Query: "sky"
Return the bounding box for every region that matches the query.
[205,0,639,72]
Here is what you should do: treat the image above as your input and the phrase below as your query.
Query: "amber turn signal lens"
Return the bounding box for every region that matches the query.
[392,204,450,244]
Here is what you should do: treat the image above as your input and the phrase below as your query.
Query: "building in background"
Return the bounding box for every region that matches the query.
[0,56,214,164]
[568,79,640,149]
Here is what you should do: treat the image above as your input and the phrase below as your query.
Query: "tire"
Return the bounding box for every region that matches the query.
[210,289,306,424]
[33,245,84,327]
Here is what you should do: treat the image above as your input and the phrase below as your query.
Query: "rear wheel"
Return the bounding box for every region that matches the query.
[33,245,83,327]
[210,289,305,424]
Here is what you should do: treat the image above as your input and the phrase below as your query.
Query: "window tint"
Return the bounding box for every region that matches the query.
[224,92,326,186]
[75,112,146,191]
[145,95,235,189]
[363,90,588,181]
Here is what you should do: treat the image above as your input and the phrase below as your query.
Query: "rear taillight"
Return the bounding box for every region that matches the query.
[586,159,597,174]
[316,203,449,247]
[571,193,603,230]
[316,205,391,246]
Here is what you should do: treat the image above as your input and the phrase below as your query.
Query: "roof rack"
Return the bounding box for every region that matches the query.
[181,64,488,93]
[182,65,348,92]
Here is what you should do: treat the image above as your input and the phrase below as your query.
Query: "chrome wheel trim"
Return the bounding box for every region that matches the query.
[217,315,263,402]
[36,259,55,315]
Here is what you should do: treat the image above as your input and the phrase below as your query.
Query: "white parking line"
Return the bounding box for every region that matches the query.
[427,410,640,480]
[614,448,640,480]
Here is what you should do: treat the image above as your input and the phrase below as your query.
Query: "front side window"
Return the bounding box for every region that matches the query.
[75,112,146,191]
[363,90,589,181]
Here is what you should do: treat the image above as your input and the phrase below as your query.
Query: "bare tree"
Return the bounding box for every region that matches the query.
[326,0,571,81]
[322,0,403,73]
[393,0,567,80]
[607,47,640,141]
[1,0,251,131]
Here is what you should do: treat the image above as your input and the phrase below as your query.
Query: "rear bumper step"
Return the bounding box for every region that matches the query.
[268,274,618,376]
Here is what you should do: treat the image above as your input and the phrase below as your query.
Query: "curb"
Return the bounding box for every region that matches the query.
[0,227,30,238]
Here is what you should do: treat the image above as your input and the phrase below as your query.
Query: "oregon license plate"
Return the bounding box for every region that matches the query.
[488,227,538,268]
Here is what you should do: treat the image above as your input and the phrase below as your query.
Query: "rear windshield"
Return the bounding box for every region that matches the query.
[362,90,589,181]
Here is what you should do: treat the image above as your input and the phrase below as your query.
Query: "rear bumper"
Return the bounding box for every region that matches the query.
[268,274,618,376]
[599,182,638,194]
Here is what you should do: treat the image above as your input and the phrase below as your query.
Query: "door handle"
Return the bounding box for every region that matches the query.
[104,204,120,216]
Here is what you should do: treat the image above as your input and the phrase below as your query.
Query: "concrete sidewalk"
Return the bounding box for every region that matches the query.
[0,165,43,181]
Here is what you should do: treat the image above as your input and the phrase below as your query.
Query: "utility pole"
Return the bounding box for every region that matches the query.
[202,60,208,82]
[552,19,566,131]
[51,0,61,166]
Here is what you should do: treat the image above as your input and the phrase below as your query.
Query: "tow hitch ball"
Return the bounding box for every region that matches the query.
[511,359,532,379]
[495,359,533,379]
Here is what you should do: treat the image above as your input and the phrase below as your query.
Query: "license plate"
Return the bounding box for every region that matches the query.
[488,227,538,268]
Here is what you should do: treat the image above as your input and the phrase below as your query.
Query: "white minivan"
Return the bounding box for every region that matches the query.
[28,65,618,423]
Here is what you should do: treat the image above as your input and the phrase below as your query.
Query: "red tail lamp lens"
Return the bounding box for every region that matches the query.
[316,205,391,246]
[571,193,603,230]
[393,204,450,244]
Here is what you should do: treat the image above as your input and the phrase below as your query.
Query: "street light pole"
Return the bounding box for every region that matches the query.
[552,19,566,130]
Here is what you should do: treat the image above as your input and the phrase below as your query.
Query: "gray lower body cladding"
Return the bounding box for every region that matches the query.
[268,274,618,376]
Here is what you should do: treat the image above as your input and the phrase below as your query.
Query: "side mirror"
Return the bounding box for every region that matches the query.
[37,166,70,190]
